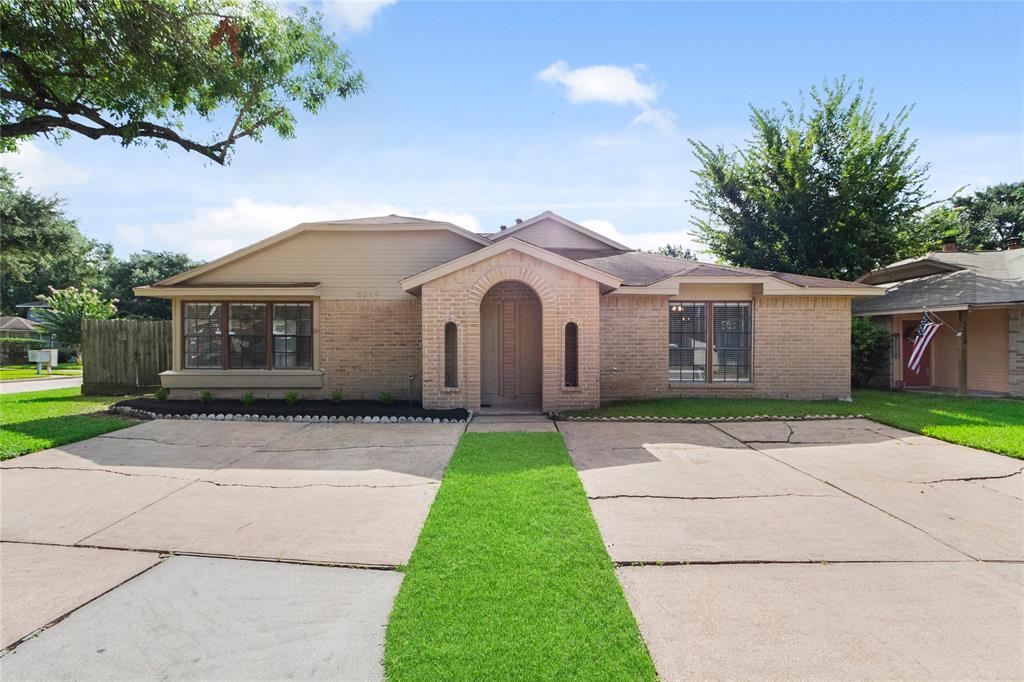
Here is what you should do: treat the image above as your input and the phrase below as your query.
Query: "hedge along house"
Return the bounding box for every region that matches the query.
[853,240,1024,397]
[135,212,883,411]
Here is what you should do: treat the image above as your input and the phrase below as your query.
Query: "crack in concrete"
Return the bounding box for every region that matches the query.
[255,442,457,454]
[589,493,837,501]
[920,466,1024,485]
[614,558,985,567]
[2,465,440,490]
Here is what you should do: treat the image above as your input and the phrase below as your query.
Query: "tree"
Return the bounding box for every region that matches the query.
[36,286,117,362]
[900,204,960,258]
[1,0,364,165]
[0,169,114,313]
[850,317,890,388]
[104,251,202,319]
[690,77,930,280]
[951,182,1024,250]
[651,244,697,260]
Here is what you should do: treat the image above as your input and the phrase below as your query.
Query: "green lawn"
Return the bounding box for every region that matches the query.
[0,388,135,460]
[385,432,656,681]
[568,389,1024,459]
[0,363,83,381]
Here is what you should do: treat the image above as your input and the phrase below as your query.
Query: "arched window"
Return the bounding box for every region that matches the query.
[564,322,579,387]
[444,322,458,388]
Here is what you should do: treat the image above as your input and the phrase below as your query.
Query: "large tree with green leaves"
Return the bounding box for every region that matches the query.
[104,251,202,319]
[951,182,1023,250]
[1,0,364,164]
[36,285,118,362]
[690,78,931,280]
[0,169,114,313]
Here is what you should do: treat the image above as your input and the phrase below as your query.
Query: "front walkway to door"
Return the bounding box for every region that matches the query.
[480,282,542,410]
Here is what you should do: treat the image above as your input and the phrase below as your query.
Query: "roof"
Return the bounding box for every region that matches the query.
[14,301,49,309]
[853,249,1024,315]
[486,211,632,251]
[0,316,40,332]
[573,250,874,289]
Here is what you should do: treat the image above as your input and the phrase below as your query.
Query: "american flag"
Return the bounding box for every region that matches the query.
[907,313,941,372]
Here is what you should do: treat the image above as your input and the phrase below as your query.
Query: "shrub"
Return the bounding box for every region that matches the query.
[241,391,256,406]
[199,389,215,404]
[283,391,300,405]
[851,317,890,388]
[331,388,344,403]
[378,391,393,405]
[154,387,170,401]
[35,285,117,363]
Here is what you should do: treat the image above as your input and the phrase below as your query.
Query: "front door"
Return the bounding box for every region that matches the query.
[479,282,542,408]
[902,320,931,386]
[481,303,502,401]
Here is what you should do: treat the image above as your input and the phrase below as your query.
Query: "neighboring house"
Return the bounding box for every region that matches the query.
[0,316,45,364]
[13,301,52,323]
[854,239,1023,397]
[135,211,882,411]
[0,315,41,338]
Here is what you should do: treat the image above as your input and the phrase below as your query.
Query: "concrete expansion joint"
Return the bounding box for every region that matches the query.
[613,558,981,568]
[553,414,866,424]
[255,442,457,453]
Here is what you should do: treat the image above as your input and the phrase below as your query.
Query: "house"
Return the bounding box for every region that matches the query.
[134,212,882,411]
[0,315,41,338]
[853,239,1023,397]
[0,315,45,364]
[13,301,52,323]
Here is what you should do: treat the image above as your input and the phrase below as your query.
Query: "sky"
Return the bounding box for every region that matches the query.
[4,1,1023,261]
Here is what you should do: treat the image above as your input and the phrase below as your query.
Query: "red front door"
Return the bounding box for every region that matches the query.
[902,320,932,386]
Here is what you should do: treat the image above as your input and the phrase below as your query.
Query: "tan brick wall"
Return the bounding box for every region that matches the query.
[319,299,422,400]
[599,294,853,401]
[420,250,601,411]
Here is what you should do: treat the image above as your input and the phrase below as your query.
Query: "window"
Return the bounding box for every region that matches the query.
[668,302,706,382]
[273,303,312,369]
[711,303,751,382]
[444,322,458,388]
[668,302,751,383]
[229,303,267,368]
[182,301,312,370]
[564,322,579,387]
[184,303,222,368]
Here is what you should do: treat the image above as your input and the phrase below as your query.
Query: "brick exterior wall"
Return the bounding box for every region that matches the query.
[600,294,854,401]
[319,299,422,400]
[420,250,601,411]
[1009,309,1024,398]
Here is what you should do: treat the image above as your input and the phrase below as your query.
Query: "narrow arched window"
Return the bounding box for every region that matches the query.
[444,322,458,388]
[564,322,579,387]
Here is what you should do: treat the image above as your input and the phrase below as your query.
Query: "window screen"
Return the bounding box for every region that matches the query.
[228,303,267,369]
[444,322,458,388]
[668,302,706,382]
[711,303,752,382]
[184,303,222,368]
[272,303,312,369]
[564,322,579,387]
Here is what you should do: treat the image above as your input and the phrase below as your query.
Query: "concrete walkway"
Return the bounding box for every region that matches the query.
[0,376,82,394]
[560,418,1024,680]
[0,420,462,677]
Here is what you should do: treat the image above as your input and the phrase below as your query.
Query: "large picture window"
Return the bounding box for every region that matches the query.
[668,302,751,383]
[184,303,223,369]
[182,301,312,370]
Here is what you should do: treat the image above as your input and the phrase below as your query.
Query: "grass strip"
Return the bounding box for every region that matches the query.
[568,389,1024,458]
[0,388,134,460]
[385,432,656,681]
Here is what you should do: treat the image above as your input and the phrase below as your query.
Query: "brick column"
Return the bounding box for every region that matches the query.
[1009,309,1024,398]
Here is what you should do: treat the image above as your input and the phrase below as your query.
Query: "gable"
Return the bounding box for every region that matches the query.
[490,212,631,252]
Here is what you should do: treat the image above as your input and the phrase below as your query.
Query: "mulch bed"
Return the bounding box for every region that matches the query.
[114,397,468,421]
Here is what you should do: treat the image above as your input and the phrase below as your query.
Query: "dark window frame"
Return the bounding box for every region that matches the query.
[564,321,579,388]
[443,322,459,388]
[182,300,314,371]
[668,301,753,384]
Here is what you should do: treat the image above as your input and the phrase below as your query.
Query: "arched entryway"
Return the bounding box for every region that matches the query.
[479,281,542,409]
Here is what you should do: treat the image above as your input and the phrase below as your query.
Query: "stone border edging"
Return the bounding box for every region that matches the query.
[108,405,469,425]
[551,413,865,423]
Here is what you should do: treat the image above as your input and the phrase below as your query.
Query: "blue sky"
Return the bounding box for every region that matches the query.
[5,1,1022,260]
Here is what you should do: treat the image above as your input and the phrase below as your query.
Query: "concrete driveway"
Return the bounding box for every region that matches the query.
[0,420,461,678]
[561,418,1024,680]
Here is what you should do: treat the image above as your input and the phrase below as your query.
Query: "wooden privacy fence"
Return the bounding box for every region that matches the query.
[82,319,172,395]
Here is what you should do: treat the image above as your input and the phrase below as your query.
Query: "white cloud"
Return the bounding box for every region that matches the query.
[537,61,657,107]
[0,142,91,191]
[581,218,703,256]
[537,60,676,135]
[318,0,396,33]
[118,197,479,260]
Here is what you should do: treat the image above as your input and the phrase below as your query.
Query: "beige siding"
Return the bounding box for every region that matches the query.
[188,230,482,300]
[967,308,1009,393]
[677,283,756,300]
[506,218,613,251]
[932,322,960,389]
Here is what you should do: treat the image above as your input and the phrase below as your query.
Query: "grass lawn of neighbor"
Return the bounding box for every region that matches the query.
[0,363,84,381]
[0,387,134,460]
[568,389,1024,459]
[386,432,656,681]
